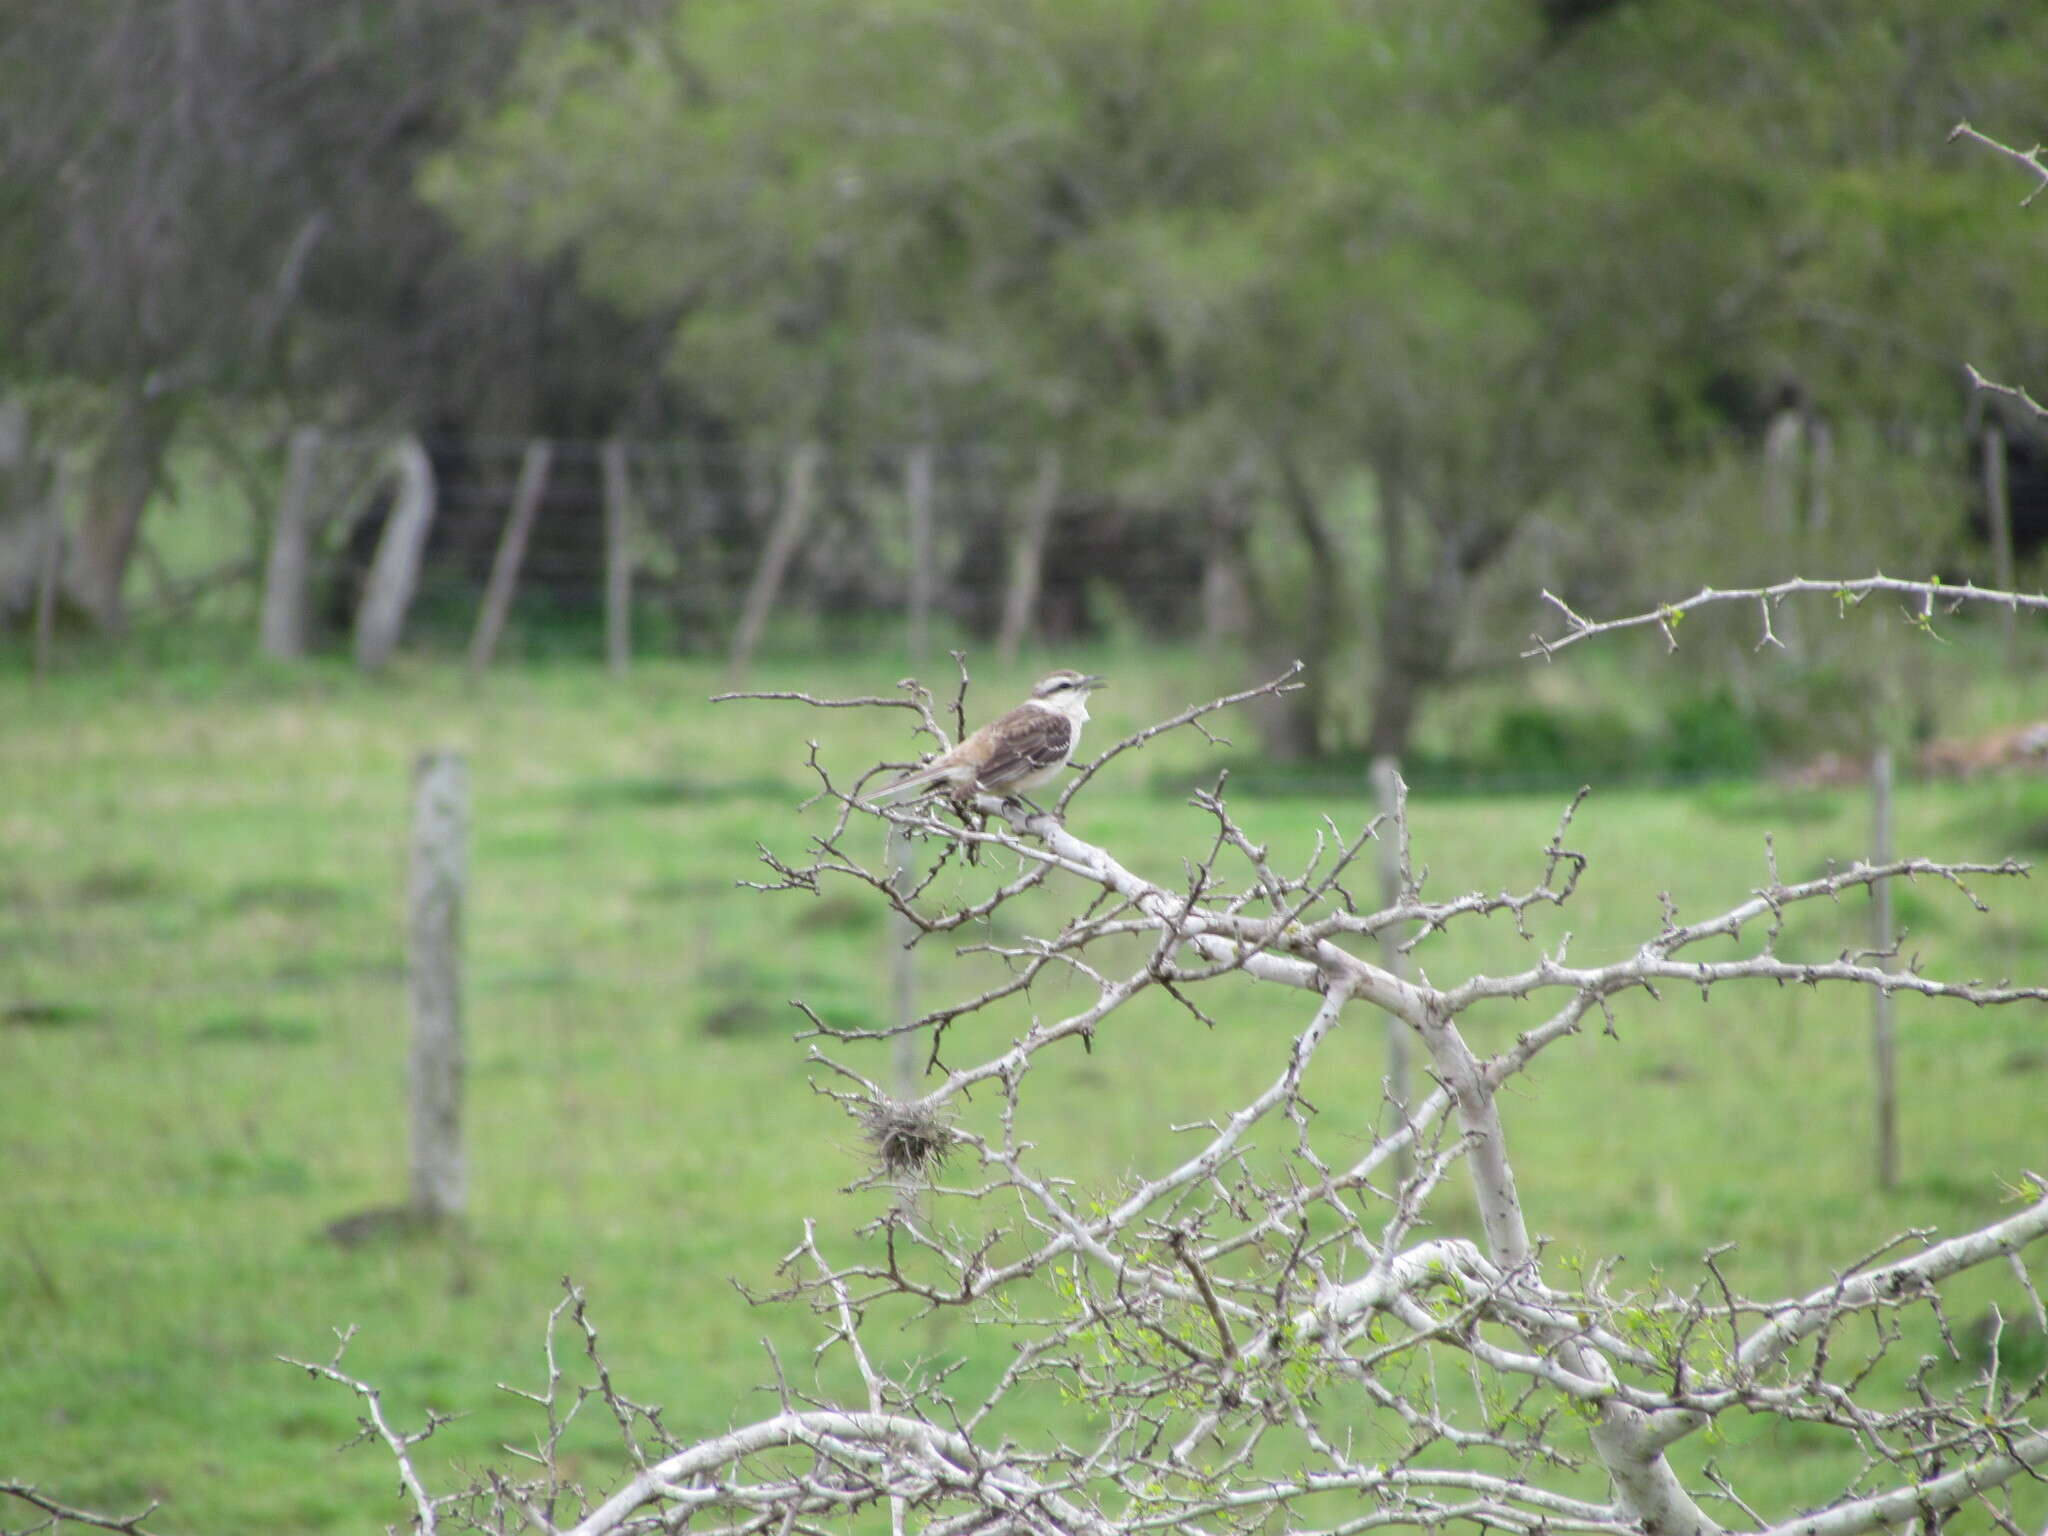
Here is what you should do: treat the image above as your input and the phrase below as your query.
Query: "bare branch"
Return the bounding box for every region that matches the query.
[1527,575,2048,657]
[0,1483,167,1536]
[276,654,2048,1536]
[1951,120,2048,207]
[1965,362,2048,424]
[280,1329,451,1535]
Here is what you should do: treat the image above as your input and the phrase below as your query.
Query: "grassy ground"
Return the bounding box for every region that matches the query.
[3,638,2048,1533]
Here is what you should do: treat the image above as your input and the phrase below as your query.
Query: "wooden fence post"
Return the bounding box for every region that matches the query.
[259,426,321,660]
[33,453,69,684]
[1982,423,2017,673]
[904,444,935,662]
[885,443,930,1091]
[996,450,1062,666]
[1372,756,1413,1186]
[408,751,468,1225]
[354,435,437,671]
[1870,746,1898,1192]
[888,820,920,1098]
[468,439,553,676]
[601,439,633,677]
[728,442,822,682]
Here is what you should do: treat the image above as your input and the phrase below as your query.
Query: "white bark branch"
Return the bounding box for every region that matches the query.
[1527,575,2048,658]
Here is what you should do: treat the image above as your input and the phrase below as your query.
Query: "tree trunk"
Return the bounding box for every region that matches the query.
[1254,448,1341,762]
[0,397,48,622]
[70,387,180,630]
[34,455,71,681]
[1366,661,1425,761]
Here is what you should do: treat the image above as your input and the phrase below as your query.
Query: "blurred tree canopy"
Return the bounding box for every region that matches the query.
[423,0,2048,750]
[6,0,2047,751]
[0,0,673,626]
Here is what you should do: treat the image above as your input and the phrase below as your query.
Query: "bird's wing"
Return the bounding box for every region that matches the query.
[973,706,1074,790]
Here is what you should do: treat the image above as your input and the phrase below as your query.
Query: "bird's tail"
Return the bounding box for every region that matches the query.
[860,761,956,807]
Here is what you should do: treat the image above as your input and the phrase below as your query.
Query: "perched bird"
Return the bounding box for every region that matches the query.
[864,669,1106,807]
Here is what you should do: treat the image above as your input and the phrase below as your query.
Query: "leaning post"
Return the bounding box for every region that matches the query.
[354,435,437,671]
[468,439,554,676]
[728,442,822,683]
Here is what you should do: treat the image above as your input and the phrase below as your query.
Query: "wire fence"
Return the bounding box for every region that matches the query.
[107,429,1220,676]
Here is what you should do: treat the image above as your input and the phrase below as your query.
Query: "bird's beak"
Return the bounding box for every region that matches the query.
[1080,674,1108,689]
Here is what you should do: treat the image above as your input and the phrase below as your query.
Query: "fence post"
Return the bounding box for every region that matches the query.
[1982,422,2017,673]
[260,425,321,660]
[891,445,935,1091]
[469,439,553,676]
[887,820,920,1097]
[601,439,633,677]
[1870,746,1897,1192]
[354,435,437,671]
[904,444,935,662]
[1371,756,1413,1186]
[729,442,822,682]
[32,453,69,684]
[996,449,1062,666]
[408,751,468,1225]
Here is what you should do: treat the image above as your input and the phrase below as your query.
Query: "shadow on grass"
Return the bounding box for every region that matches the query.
[561,773,797,809]
[3,1000,103,1029]
[188,1012,321,1045]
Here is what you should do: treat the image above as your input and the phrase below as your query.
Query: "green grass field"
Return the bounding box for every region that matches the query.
[4,641,2048,1533]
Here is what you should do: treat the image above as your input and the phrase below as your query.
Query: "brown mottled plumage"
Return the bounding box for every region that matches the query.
[864,669,1106,805]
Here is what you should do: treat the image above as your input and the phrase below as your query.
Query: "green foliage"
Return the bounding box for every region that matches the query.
[1662,690,1765,777]
[1493,706,1646,781]
[409,0,2048,756]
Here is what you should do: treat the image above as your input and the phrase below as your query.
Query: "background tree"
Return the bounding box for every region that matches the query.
[0,0,674,628]
[424,0,2048,752]
[6,0,2047,715]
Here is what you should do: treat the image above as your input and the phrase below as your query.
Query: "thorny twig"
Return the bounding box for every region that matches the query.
[1527,575,2048,658]
[0,1484,167,1536]
[1952,120,2048,209]
[273,657,2048,1536]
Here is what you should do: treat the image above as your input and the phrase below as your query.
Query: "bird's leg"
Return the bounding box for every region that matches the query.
[1007,792,1059,828]
[947,786,987,863]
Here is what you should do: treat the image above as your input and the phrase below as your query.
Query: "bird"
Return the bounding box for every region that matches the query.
[863,669,1107,808]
